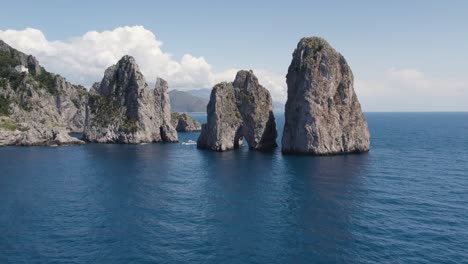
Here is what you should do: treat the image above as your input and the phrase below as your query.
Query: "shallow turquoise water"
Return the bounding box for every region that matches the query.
[0,113,467,263]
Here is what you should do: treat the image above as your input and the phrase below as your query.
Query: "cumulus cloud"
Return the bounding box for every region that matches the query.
[3,27,464,111]
[355,68,468,111]
[0,26,288,102]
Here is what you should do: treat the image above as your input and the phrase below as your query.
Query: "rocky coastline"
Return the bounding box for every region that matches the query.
[0,37,370,155]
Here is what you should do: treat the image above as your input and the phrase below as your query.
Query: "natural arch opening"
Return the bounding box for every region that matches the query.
[234,126,244,149]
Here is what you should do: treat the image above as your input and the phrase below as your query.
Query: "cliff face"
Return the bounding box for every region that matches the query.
[171,112,201,132]
[83,56,178,143]
[282,37,370,155]
[197,70,277,151]
[0,40,87,146]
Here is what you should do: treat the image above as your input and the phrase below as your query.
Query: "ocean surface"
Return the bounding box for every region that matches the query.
[0,113,467,264]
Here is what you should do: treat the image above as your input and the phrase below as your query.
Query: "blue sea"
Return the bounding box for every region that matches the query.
[0,113,467,263]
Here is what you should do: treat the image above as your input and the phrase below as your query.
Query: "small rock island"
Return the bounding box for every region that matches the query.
[83,56,178,143]
[171,112,201,132]
[197,70,277,151]
[282,37,370,155]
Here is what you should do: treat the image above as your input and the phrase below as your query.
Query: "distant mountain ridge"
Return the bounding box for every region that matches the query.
[171,88,285,113]
[186,88,211,100]
[169,90,208,112]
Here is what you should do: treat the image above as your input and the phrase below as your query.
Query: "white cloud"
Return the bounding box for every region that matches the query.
[355,68,468,111]
[0,26,287,102]
[4,27,464,111]
[254,70,287,101]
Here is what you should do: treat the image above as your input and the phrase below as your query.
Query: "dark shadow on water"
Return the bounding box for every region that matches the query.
[279,153,370,263]
[196,148,369,263]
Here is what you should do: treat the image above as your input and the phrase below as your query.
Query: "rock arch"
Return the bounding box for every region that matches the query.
[197,70,277,152]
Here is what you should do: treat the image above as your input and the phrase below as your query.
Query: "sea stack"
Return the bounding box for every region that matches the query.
[197,70,277,151]
[171,112,201,132]
[83,55,178,143]
[0,40,87,146]
[282,37,370,155]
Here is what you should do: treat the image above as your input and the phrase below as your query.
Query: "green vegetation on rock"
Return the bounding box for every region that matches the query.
[0,116,17,131]
[0,78,7,88]
[0,116,29,132]
[34,71,57,95]
[171,112,196,121]
[239,90,254,101]
[302,37,326,53]
[171,112,182,121]
[71,98,81,108]
[88,94,121,127]
[309,43,323,53]
[0,50,19,69]
[122,118,139,133]
[19,100,32,112]
[214,82,228,90]
[0,50,24,90]
[9,72,24,90]
[0,95,10,115]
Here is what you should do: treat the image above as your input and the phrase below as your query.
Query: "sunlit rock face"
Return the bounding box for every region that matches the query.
[197,70,277,152]
[282,37,370,155]
[84,55,177,144]
[0,40,87,146]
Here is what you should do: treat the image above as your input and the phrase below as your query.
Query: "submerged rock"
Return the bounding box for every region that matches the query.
[171,112,201,132]
[197,70,277,151]
[0,40,87,146]
[83,56,178,143]
[282,37,370,155]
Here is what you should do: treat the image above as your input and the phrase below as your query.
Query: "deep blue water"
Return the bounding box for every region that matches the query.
[1,113,467,263]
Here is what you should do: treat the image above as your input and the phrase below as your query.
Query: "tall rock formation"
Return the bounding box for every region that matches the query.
[83,55,178,143]
[0,40,87,146]
[197,70,277,151]
[282,37,370,155]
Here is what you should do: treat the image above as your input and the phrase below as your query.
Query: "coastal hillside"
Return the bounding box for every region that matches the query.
[0,40,87,145]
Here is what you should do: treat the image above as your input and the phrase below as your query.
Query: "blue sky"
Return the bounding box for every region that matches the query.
[0,0,467,111]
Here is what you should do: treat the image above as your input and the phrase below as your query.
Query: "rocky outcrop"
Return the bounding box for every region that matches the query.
[83,55,178,143]
[197,70,277,151]
[171,112,201,132]
[282,37,370,155]
[0,40,87,146]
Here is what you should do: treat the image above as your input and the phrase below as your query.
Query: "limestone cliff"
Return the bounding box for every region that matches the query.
[197,70,277,151]
[282,37,370,155]
[0,40,87,146]
[171,112,201,132]
[83,56,178,143]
